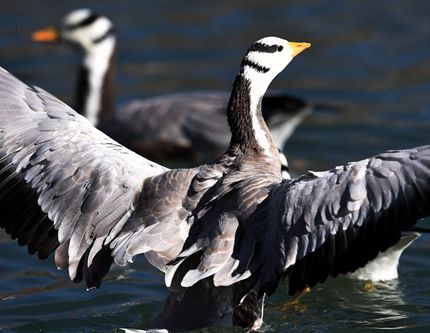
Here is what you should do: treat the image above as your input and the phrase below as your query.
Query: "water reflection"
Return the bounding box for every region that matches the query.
[0,270,72,301]
[265,274,430,333]
[342,280,410,329]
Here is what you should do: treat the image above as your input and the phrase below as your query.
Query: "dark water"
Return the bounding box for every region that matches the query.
[1,1,430,332]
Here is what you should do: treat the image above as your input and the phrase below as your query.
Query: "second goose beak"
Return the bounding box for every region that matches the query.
[32,27,60,42]
[289,42,311,57]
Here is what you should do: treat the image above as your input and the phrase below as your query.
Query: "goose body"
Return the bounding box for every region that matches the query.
[1,37,430,331]
[32,9,312,162]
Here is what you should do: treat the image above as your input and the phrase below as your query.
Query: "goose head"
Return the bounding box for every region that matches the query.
[227,37,310,156]
[240,36,310,96]
[32,9,115,55]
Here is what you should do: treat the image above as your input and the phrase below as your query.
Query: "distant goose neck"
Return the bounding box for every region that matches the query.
[76,38,116,126]
[227,74,275,156]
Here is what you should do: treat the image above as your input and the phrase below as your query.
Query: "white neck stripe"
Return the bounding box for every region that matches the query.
[243,67,272,155]
[83,37,115,125]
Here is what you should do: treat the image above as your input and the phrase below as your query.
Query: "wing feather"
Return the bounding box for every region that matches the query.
[0,68,170,286]
[240,147,430,297]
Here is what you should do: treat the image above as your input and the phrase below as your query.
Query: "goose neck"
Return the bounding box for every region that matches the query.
[76,37,116,126]
[226,73,276,158]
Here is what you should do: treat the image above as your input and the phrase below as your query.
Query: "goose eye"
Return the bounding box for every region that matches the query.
[277,45,283,52]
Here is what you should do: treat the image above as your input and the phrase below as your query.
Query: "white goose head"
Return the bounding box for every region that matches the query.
[240,36,310,96]
[32,9,115,54]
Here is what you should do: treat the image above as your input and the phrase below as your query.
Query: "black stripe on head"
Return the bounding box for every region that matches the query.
[65,13,100,31]
[241,58,270,73]
[248,42,278,53]
[92,26,115,44]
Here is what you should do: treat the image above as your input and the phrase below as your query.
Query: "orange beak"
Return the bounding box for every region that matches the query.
[31,27,60,42]
[289,42,311,57]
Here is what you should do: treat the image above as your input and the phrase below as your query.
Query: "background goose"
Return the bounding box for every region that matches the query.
[1,37,430,332]
[32,8,312,162]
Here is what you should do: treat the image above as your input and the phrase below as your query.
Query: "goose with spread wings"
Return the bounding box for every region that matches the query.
[31,9,420,284]
[32,9,312,162]
[1,37,430,332]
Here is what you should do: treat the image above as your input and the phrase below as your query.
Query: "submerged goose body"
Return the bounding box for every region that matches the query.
[347,232,421,281]
[1,37,430,331]
[32,9,312,162]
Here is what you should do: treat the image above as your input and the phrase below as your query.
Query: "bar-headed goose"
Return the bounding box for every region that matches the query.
[32,9,312,162]
[1,37,430,332]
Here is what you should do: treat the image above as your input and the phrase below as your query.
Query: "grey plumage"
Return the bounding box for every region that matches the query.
[0,68,237,290]
[0,68,168,285]
[243,149,430,296]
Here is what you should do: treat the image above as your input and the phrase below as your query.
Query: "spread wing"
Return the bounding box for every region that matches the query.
[0,68,175,287]
[238,146,430,296]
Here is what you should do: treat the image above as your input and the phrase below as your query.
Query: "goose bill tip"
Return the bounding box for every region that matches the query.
[289,41,311,57]
[31,27,60,42]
